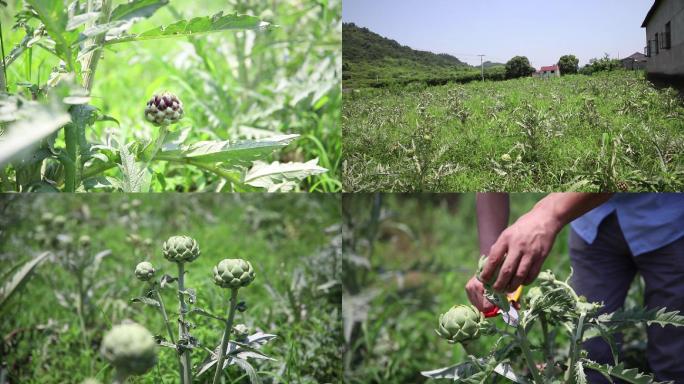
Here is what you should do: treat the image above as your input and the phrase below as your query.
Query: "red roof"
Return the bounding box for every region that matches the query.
[540,65,559,72]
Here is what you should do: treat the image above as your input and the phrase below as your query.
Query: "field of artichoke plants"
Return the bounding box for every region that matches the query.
[342,193,683,383]
[0,0,341,192]
[0,193,341,383]
[343,71,684,192]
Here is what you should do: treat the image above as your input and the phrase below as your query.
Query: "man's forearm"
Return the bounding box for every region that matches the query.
[531,193,613,231]
[476,193,510,256]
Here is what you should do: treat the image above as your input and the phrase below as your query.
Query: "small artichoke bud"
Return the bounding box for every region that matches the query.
[41,212,54,225]
[537,270,556,284]
[81,379,102,384]
[436,304,485,344]
[212,259,256,289]
[232,324,249,341]
[100,323,157,377]
[162,236,200,263]
[501,153,512,162]
[52,215,67,227]
[79,235,91,248]
[135,262,156,281]
[144,92,184,126]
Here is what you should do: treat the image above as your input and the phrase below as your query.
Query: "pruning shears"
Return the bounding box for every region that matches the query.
[483,286,522,327]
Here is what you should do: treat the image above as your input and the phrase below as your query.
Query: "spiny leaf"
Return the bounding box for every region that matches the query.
[0,252,50,313]
[598,307,684,328]
[130,296,160,308]
[232,359,261,384]
[582,360,666,384]
[110,0,169,22]
[104,11,271,45]
[574,361,587,384]
[158,134,299,165]
[118,143,151,192]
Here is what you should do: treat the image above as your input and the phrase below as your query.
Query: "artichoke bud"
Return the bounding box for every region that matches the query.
[100,323,157,377]
[144,92,183,126]
[436,304,485,344]
[232,324,250,341]
[78,235,91,248]
[162,236,200,263]
[477,255,501,284]
[212,259,256,289]
[135,261,156,282]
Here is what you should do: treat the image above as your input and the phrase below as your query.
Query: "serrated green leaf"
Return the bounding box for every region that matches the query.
[110,0,169,22]
[130,296,160,308]
[598,307,684,328]
[25,0,78,63]
[118,143,151,192]
[574,361,587,384]
[158,134,299,164]
[105,11,271,45]
[583,360,664,384]
[66,11,100,31]
[244,158,328,192]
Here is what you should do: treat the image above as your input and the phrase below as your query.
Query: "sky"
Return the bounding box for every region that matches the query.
[343,0,654,69]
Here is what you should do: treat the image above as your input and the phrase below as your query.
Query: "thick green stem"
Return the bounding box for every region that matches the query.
[64,124,78,192]
[154,288,184,381]
[212,288,239,384]
[517,325,544,384]
[82,0,111,92]
[540,314,554,378]
[177,263,192,384]
[566,312,586,384]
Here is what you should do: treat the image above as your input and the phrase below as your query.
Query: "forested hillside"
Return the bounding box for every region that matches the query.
[343,23,505,88]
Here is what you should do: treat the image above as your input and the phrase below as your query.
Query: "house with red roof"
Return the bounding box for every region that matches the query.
[533,65,560,78]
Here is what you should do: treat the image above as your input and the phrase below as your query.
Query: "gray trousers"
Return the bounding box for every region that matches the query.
[569,213,684,384]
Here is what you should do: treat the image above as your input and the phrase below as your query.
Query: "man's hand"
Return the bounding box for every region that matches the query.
[465,276,497,313]
[479,203,563,292]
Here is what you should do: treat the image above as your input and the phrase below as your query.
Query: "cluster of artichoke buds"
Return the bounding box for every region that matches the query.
[144,92,183,126]
[162,235,200,263]
[213,259,256,289]
[436,304,486,344]
[100,323,158,378]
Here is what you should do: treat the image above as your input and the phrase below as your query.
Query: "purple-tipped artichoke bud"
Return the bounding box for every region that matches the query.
[162,236,200,263]
[435,304,485,344]
[135,261,156,281]
[144,92,183,126]
[212,259,256,289]
[100,323,157,377]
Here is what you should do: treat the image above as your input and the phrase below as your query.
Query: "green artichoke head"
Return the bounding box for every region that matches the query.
[162,235,200,263]
[135,261,156,282]
[100,323,157,377]
[436,304,485,344]
[213,259,256,289]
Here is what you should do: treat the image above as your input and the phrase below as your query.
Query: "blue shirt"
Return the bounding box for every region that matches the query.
[571,194,684,256]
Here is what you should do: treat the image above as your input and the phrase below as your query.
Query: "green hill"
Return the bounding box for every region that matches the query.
[342,23,505,88]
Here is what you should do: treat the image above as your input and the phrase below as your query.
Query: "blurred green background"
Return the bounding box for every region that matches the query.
[0,0,341,192]
[342,193,647,383]
[0,193,341,383]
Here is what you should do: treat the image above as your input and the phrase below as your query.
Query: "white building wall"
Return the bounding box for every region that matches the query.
[645,0,684,75]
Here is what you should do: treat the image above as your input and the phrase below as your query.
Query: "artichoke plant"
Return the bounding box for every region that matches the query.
[436,304,485,344]
[162,235,200,263]
[100,323,157,380]
[212,259,256,289]
[135,261,156,281]
[144,92,184,126]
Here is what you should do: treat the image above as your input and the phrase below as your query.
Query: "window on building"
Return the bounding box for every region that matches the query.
[665,22,671,49]
[655,33,660,54]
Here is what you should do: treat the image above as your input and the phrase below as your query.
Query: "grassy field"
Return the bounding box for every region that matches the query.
[0,0,341,192]
[0,194,341,383]
[343,71,684,192]
[342,194,647,383]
